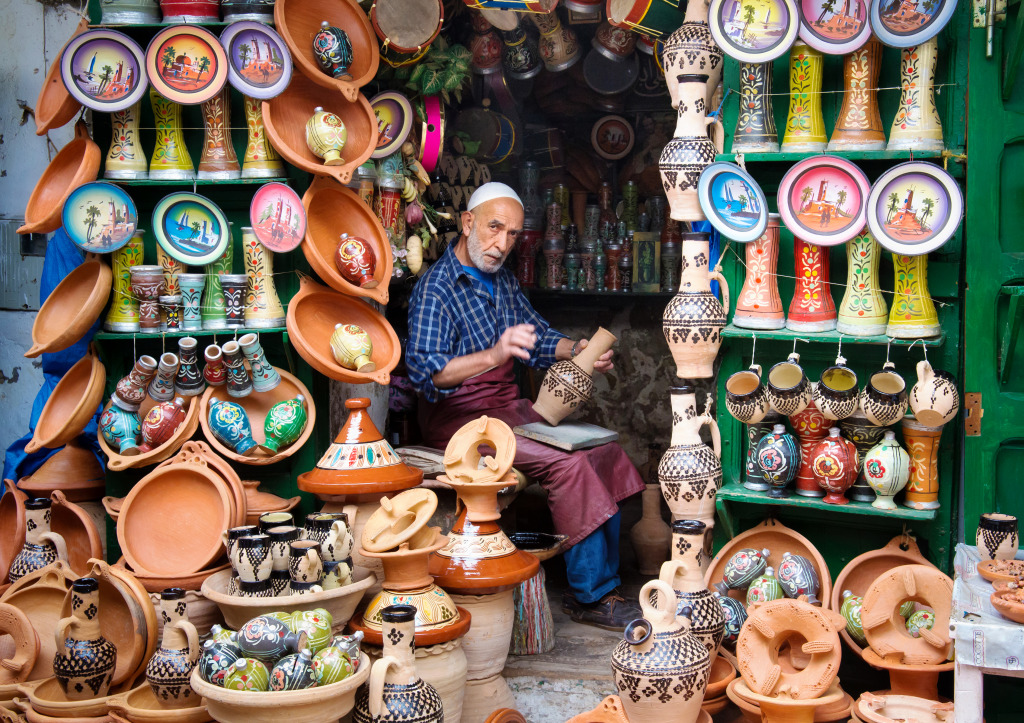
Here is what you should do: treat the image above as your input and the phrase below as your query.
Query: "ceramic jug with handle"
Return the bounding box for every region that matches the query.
[658,386,721,531]
[909,360,960,428]
[53,577,117,700]
[8,497,68,583]
[146,588,201,708]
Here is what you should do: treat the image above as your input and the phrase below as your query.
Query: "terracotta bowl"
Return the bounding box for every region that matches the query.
[201,566,374,631]
[34,19,88,136]
[12,697,113,723]
[976,559,1024,583]
[286,276,399,385]
[49,491,103,579]
[25,257,111,358]
[155,442,246,528]
[301,176,392,304]
[115,559,231,595]
[262,71,375,186]
[990,589,1024,623]
[146,589,221,638]
[0,485,27,583]
[0,562,75,682]
[108,684,210,723]
[18,121,101,236]
[26,352,105,454]
[240,480,301,527]
[726,678,854,723]
[198,367,315,466]
[274,0,379,103]
[507,532,568,563]
[704,655,738,700]
[16,678,116,719]
[19,439,105,502]
[98,395,201,471]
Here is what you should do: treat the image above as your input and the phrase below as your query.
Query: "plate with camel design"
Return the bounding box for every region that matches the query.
[146,25,228,105]
[777,155,869,246]
[866,161,962,255]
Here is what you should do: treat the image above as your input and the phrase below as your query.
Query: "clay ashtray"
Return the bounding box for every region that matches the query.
[198,367,315,466]
[108,682,211,723]
[19,121,101,236]
[0,561,75,682]
[98,394,201,471]
[0,484,27,583]
[241,480,301,527]
[262,71,375,186]
[285,276,399,385]
[861,564,953,666]
[19,438,104,502]
[977,558,1024,583]
[49,490,103,578]
[301,177,392,304]
[26,352,105,454]
[0,603,39,684]
[990,588,1024,624]
[25,256,111,358]
[273,0,379,103]
[35,18,88,136]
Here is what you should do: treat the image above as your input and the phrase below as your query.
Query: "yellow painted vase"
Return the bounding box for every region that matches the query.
[104,230,144,332]
[888,38,944,152]
[202,241,235,330]
[837,229,888,336]
[305,107,348,166]
[105,101,148,179]
[781,41,826,153]
[242,227,286,328]
[887,253,940,338]
[330,323,375,372]
[243,96,285,178]
[149,88,194,180]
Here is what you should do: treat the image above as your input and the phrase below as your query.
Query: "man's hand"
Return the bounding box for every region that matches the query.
[492,324,537,366]
[577,339,615,373]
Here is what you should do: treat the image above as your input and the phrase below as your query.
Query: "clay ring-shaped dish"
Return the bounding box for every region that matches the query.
[861,564,953,665]
[990,589,1024,624]
[98,394,202,472]
[198,367,315,466]
[49,490,103,579]
[865,161,964,257]
[361,488,439,553]
[60,29,149,113]
[156,441,246,528]
[442,416,517,485]
[708,0,800,63]
[0,603,39,684]
[117,462,233,579]
[698,162,769,244]
[777,155,870,247]
[0,561,75,682]
[152,192,231,266]
[18,120,101,236]
[35,18,88,136]
[26,351,106,454]
[25,256,111,358]
[108,682,211,723]
[798,0,871,54]
[16,677,116,719]
[219,21,292,100]
[0,484,28,584]
[249,182,306,254]
[145,25,228,105]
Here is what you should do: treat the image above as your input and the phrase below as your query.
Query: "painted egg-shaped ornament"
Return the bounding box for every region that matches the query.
[311,646,356,686]
[714,547,771,595]
[746,566,785,607]
[906,609,936,638]
[199,638,242,686]
[236,615,308,663]
[270,649,317,691]
[776,551,821,605]
[899,600,917,618]
[714,591,748,647]
[840,590,867,645]
[289,609,334,654]
[209,624,237,645]
[222,657,269,692]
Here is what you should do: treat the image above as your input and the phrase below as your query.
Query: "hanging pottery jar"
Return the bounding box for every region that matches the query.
[909,360,960,427]
[828,37,885,151]
[781,41,826,153]
[147,352,180,402]
[242,228,286,328]
[658,386,720,528]
[660,75,717,222]
[630,484,672,576]
[887,254,941,338]
[99,405,141,456]
[812,356,860,422]
[149,89,194,180]
[744,412,782,491]
[840,410,890,503]
[53,577,118,700]
[837,228,888,336]
[976,513,1019,561]
[221,340,253,398]
[242,96,286,178]
[208,398,259,456]
[754,424,800,498]
[530,10,581,72]
[734,214,784,329]
[330,323,376,372]
[114,354,158,411]
[203,344,226,386]
[733,62,779,153]
[238,333,281,392]
[178,273,205,332]
[659,519,725,662]
[860,362,908,427]
[335,233,378,288]
[201,243,234,330]
[198,86,241,180]
[863,430,911,510]
[100,0,160,24]
[131,265,165,334]
[104,230,143,332]
[533,327,617,426]
[660,0,723,109]
[787,236,837,331]
[810,427,859,505]
[174,336,205,397]
[789,399,828,497]
[888,39,944,152]
[146,588,201,708]
[901,415,943,510]
[662,232,729,378]
[105,101,148,179]
[8,497,68,583]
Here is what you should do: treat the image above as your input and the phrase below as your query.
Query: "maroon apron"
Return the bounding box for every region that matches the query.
[419,360,645,547]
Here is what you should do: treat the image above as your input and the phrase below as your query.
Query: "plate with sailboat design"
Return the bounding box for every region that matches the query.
[60,29,148,113]
[708,0,801,63]
[153,192,230,265]
[865,161,962,255]
[698,162,769,242]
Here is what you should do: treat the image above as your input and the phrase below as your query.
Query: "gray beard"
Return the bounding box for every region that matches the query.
[466,228,506,273]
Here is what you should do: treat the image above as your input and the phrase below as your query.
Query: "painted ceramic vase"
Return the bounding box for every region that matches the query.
[861,362,909,426]
[199,638,242,686]
[810,427,859,505]
[202,243,234,331]
[231,534,272,583]
[53,577,117,700]
[104,231,143,332]
[610,579,711,723]
[331,323,376,372]
[470,12,502,75]
[906,610,936,638]
[208,399,258,456]
[9,498,67,583]
[130,266,164,334]
[888,254,941,338]
[788,236,836,331]
[782,41,826,152]
[755,424,800,498]
[812,357,860,422]
[746,567,785,606]
[100,0,160,25]
[221,274,248,330]
[529,10,581,73]
[259,395,308,454]
[658,519,725,662]
[901,415,943,510]
[715,592,748,647]
[203,344,227,386]
[242,228,286,328]
[313,21,354,79]
[175,336,205,397]
[533,327,617,426]
[198,86,241,179]
[977,513,1019,561]
[776,552,821,605]
[146,588,201,708]
[909,360,960,427]
[113,354,157,411]
[734,215,784,329]
[177,273,205,332]
[289,609,333,654]
[714,547,770,595]
[662,233,729,378]
[840,410,890,502]
[219,340,253,398]
[733,62,779,153]
[149,89,194,180]
[238,333,280,392]
[888,39,944,152]
[236,616,308,664]
[766,353,812,417]
[789,398,829,497]
[501,21,542,81]
[661,0,723,110]
[840,591,867,644]
[335,233,378,288]
[863,430,911,510]
[269,649,316,691]
[105,101,147,179]
[837,229,888,336]
[222,0,274,21]
[147,352,180,402]
[660,75,717,222]
[161,295,182,330]
[243,96,285,178]
[223,658,270,692]
[828,36,885,151]
[306,107,348,166]
[99,398,142,456]
[312,645,356,686]
[658,386,721,529]
[744,414,782,491]
[138,397,186,453]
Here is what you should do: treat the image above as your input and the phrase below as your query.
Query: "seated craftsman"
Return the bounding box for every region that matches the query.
[406,182,646,631]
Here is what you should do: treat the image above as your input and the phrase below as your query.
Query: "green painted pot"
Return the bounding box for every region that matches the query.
[222,658,269,692]
[311,646,356,686]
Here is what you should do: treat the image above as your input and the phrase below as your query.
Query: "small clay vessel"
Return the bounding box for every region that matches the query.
[230,534,272,584]
[713,547,769,596]
[99,404,142,457]
[754,424,800,498]
[147,353,180,402]
[715,592,747,648]
[312,644,357,686]
[976,513,1019,561]
[533,327,617,426]
[174,337,205,398]
[658,519,725,662]
[330,323,376,372]
[261,396,309,454]
[860,362,909,427]
[203,344,226,387]
[137,397,186,454]
[810,427,859,505]
[9,497,68,584]
[303,512,353,564]
[53,577,117,700]
[840,590,867,645]
[658,386,721,528]
[221,340,253,398]
[776,552,822,605]
[745,566,784,606]
[909,360,960,428]
[863,431,911,510]
[313,21,354,80]
[270,649,317,691]
[289,609,334,654]
[178,273,205,332]
[146,588,200,708]
[236,615,307,664]
[130,267,164,334]
[306,107,348,166]
[289,540,323,585]
[335,233,377,288]
[198,637,243,686]
[221,275,248,330]
[223,657,270,691]
[238,333,280,394]
[629,484,671,576]
[113,355,158,412]
[208,399,259,456]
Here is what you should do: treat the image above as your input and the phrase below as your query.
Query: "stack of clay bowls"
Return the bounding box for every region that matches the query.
[19,439,105,503]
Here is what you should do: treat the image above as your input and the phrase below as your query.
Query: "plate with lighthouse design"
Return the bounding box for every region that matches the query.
[698,162,770,242]
[869,0,957,47]
[153,192,230,265]
[708,0,801,63]
[777,155,869,246]
[866,161,963,255]
[249,182,306,253]
[798,0,871,54]
[60,29,149,113]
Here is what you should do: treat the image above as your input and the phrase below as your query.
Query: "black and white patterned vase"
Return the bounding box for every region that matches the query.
[53,577,117,701]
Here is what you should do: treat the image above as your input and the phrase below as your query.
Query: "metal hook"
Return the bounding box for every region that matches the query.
[132,334,137,361]
[750,333,757,366]
[792,337,809,355]
[836,334,845,365]
[907,338,929,363]
[885,337,893,365]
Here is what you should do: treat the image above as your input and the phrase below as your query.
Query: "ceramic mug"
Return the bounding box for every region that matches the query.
[860,361,909,426]
[766,353,812,417]
[725,365,770,424]
[236,578,275,599]
[322,558,353,590]
[231,534,273,583]
[222,525,259,558]
[289,581,324,596]
[976,513,1019,561]
[304,513,353,563]
[812,355,859,421]
[259,512,295,534]
[267,525,300,572]
[289,540,323,584]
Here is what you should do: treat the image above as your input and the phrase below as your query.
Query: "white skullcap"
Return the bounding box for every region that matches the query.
[466,182,523,212]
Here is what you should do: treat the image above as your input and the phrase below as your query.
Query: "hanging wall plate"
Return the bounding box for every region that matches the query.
[777,155,869,246]
[868,0,957,47]
[865,161,963,255]
[798,0,871,54]
[708,0,801,63]
[698,162,769,243]
[220,21,293,100]
[152,191,230,265]
[369,91,414,159]
[591,115,635,161]
[60,29,148,113]
[249,182,307,253]
[62,181,138,254]
[146,25,229,105]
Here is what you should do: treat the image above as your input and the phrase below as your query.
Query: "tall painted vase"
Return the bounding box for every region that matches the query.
[887,254,941,338]
[901,415,943,510]
[837,229,888,336]
[105,102,148,179]
[658,386,721,531]
[827,37,885,151]
[658,519,725,662]
[8,498,67,583]
[888,39,944,152]
[198,86,241,180]
[781,41,826,153]
[733,62,779,153]
[243,96,286,178]
[790,400,828,497]
[104,230,143,332]
[149,89,194,180]
[734,214,784,329]
[787,236,836,331]
[202,241,234,330]
[660,75,717,222]
[242,228,286,328]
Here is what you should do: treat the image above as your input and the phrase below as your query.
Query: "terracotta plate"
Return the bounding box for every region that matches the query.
[146,25,228,105]
[591,115,634,161]
[977,559,1024,583]
[369,91,414,159]
[249,182,306,253]
[869,0,956,48]
[708,0,800,63]
[777,155,869,246]
[865,161,963,256]
[60,29,148,113]
[152,191,230,265]
[991,589,1024,624]
[219,21,292,100]
[798,0,871,54]
[698,162,769,243]
[62,182,137,254]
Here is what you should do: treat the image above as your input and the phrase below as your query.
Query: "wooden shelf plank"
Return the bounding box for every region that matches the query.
[93,327,287,340]
[717,477,938,520]
[107,177,290,187]
[721,324,945,346]
[716,149,961,163]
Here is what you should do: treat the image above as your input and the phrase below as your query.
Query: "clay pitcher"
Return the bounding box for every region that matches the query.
[53,577,117,700]
[610,579,711,723]
[146,588,201,708]
[660,76,717,222]
[533,327,617,426]
[8,497,68,583]
[660,0,722,109]
[629,484,672,576]
[909,360,960,428]
[658,386,721,530]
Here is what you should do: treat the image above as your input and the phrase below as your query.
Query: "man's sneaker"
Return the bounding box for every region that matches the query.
[561,590,642,632]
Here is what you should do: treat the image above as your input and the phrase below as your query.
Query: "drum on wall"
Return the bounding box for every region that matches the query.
[371,0,444,57]
[606,0,684,39]
[462,0,560,12]
[450,107,517,164]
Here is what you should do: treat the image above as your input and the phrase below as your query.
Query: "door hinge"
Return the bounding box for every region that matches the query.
[965,393,983,436]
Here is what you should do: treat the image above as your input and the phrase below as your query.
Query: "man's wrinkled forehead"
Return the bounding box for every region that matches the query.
[470,197,524,230]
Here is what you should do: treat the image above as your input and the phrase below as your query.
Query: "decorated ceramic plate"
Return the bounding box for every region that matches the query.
[370,91,414,159]
[777,155,869,246]
[865,161,963,255]
[219,21,293,100]
[698,163,769,243]
[708,0,801,63]
[591,115,635,161]
[60,29,148,113]
[249,182,306,253]
[869,0,956,47]
[62,181,138,254]
[798,0,871,54]
[152,192,230,265]
[146,25,228,105]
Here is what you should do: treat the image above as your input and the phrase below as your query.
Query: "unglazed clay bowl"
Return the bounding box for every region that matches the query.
[190,652,370,723]
[19,438,104,502]
[262,71,375,186]
[154,441,246,529]
[25,257,111,358]
[0,485,28,584]
[19,121,101,236]
[13,698,113,723]
[49,491,103,579]
[98,395,201,471]
[704,655,738,700]
[240,480,301,527]
[285,276,399,385]
[273,0,378,103]
[108,683,211,723]
[198,367,315,466]
[0,562,76,682]
[26,352,105,454]
[116,559,231,595]
[726,678,853,723]
[16,678,116,719]
[35,18,88,136]
[302,176,392,303]
[990,589,1024,623]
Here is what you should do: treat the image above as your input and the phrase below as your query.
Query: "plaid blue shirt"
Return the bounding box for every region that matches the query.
[407,243,566,402]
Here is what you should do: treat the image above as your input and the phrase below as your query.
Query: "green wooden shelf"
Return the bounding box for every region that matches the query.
[527,289,675,298]
[109,177,290,187]
[715,148,961,163]
[93,326,286,340]
[721,324,945,346]
[89,21,245,29]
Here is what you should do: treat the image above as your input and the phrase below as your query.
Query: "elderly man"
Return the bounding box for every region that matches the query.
[407,182,646,630]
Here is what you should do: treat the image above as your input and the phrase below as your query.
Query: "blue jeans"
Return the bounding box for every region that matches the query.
[564,512,621,604]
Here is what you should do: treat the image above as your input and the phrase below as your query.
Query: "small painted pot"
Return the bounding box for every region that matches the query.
[330,323,376,372]
[114,355,158,411]
[221,274,248,330]
[147,352,180,402]
[261,395,308,454]
[863,431,911,510]
[906,610,936,638]
[725,365,770,424]
[259,512,296,533]
[160,294,182,331]
[174,337,205,397]
[289,540,323,584]
[236,578,275,598]
[270,569,291,596]
[776,552,821,605]
[230,534,272,583]
[313,21,354,80]
[178,273,206,332]
[236,616,308,664]
[977,513,1019,561]
[203,344,227,386]
[270,649,317,691]
[909,360,960,428]
[766,353,812,416]
[812,355,859,421]
[755,424,800,498]
[714,592,748,647]
[810,427,859,505]
[238,333,281,393]
[746,566,785,606]
[860,361,909,426]
[220,340,253,398]
[304,512,353,563]
[335,233,378,288]
[713,547,770,595]
[210,625,237,645]
[222,525,259,558]
[222,657,270,692]
[99,404,141,456]
[199,638,243,686]
[266,524,300,571]
[138,396,186,453]
[306,107,348,166]
[311,645,356,685]
[289,609,334,653]
[840,590,867,644]
[208,398,258,455]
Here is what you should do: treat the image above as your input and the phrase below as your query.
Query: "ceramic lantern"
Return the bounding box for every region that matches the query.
[306,107,348,166]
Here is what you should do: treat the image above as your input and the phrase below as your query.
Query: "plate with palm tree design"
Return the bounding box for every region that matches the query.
[869,0,956,47]
[698,162,769,242]
[146,25,228,104]
[152,192,231,265]
[60,29,149,113]
[798,0,871,54]
[62,182,138,253]
[865,161,962,255]
[220,22,293,100]
[708,0,801,63]
[777,155,869,246]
